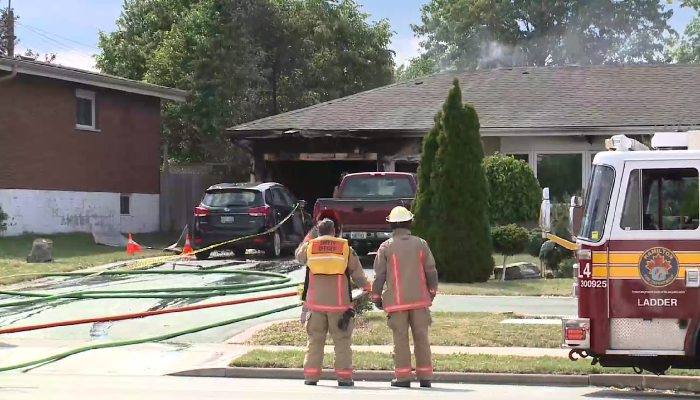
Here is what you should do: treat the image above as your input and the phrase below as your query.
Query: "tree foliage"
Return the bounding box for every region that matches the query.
[430,79,494,283]
[412,0,675,70]
[483,154,541,225]
[395,56,439,82]
[411,111,441,242]
[491,224,530,281]
[96,0,395,163]
[668,1,700,63]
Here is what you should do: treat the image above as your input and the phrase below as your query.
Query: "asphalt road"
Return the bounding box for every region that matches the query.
[0,375,680,400]
[0,257,577,345]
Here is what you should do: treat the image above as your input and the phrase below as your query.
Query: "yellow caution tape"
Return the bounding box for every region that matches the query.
[121,203,302,270]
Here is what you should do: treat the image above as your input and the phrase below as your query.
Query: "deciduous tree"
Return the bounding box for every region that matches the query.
[412,0,675,70]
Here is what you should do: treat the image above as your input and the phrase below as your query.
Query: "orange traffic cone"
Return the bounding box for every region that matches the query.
[126,234,142,255]
[182,233,194,257]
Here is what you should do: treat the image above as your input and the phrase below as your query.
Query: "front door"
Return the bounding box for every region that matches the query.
[607,158,700,353]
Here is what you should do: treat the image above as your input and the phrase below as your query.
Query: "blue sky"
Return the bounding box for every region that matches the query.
[3,0,696,72]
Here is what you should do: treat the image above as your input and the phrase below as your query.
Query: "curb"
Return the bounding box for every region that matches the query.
[169,367,700,391]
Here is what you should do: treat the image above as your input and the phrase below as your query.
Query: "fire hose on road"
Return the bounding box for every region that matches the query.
[0,268,304,373]
[0,204,316,373]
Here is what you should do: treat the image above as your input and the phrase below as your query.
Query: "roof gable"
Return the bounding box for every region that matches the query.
[228,64,700,134]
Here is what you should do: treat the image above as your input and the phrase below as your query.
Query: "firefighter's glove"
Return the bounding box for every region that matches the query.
[338,308,356,331]
[373,299,383,310]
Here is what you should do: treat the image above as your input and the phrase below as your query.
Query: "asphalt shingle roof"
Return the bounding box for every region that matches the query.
[228,64,700,134]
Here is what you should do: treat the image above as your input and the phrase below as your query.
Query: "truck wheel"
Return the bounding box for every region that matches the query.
[233,248,247,258]
[265,231,281,259]
[195,250,211,261]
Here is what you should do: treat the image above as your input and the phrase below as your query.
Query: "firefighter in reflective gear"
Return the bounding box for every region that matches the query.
[295,218,371,387]
[372,206,438,388]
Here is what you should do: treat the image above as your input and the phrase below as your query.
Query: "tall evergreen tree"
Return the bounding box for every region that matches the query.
[411,111,441,242]
[430,79,494,283]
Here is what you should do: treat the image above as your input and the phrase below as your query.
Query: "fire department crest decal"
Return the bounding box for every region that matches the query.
[638,247,679,287]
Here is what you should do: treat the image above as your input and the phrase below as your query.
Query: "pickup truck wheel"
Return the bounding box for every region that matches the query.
[195,250,211,261]
[265,231,281,259]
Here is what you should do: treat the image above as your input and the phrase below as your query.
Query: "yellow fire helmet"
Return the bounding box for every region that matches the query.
[386,206,414,223]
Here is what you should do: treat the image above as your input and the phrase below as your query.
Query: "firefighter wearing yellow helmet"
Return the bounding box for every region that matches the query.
[371,206,438,388]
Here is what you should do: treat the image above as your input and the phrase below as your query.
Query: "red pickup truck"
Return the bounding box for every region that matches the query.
[313,172,417,256]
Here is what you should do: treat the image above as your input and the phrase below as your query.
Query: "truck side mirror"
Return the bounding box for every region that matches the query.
[298,200,307,208]
[539,187,552,237]
[568,195,583,238]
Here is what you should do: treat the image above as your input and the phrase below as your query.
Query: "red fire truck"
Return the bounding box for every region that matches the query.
[540,132,700,375]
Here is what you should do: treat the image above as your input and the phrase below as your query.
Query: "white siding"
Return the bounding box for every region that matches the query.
[0,190,159,236]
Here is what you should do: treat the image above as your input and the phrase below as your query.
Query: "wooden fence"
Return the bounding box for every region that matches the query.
[159,163,248,232]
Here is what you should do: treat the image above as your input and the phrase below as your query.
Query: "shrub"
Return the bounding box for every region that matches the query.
[491,224,530,281]
[0,203,7,233]
[483,154,541,225]
[430,78,494,283]
[557,258,577,279]
[527,228,547,258]
[539,240,564,273]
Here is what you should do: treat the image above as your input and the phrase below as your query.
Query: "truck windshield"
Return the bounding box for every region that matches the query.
[340,176,414,198]
[579,165,615,242]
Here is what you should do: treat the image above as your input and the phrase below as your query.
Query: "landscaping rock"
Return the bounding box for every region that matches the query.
[27,238,54,263]
[494,262,542,280]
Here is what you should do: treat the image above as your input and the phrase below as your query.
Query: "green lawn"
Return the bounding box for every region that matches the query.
[232,350,700,375]
[0,232,179,285]
[247,312,561,348]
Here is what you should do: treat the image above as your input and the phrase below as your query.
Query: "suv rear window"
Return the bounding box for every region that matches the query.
[202,189,263,207]
[340,176,414,198]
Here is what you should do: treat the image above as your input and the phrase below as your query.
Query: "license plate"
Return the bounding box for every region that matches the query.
[350,232,367,239]
[221,216,235,223]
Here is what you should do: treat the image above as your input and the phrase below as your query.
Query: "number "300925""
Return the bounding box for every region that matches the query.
[579,279,607,288]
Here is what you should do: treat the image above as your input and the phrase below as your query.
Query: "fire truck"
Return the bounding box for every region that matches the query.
[539,131,700,375]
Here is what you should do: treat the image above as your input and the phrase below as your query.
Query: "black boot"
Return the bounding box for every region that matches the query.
[391,379,410,388]
[304,380,317,386]
[419,380,431,388]
[338,380,355,387]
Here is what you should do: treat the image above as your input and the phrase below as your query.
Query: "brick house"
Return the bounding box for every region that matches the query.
[0,56,187,236]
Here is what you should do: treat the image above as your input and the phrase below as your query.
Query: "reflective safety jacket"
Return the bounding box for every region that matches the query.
[296,235,370,312]
[306,236,350,275]
[372,229,438,313]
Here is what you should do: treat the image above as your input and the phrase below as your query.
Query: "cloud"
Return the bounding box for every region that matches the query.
[392,36,421,66]
[53,51,99,72]
[16,47,99,72]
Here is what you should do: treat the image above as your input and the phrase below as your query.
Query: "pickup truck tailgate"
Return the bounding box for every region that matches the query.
[334,198,413,231]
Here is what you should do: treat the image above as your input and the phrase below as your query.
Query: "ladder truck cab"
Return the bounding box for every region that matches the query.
[540,131,700,375]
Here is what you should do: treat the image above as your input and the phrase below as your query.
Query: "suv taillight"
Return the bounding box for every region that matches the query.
[194,206,209,216]
[248,205,271,217]
[313,202,320,219]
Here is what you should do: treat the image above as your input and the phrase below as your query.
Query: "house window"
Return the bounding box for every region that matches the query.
[120,195,131,216]
[505,153,530,164]
[535,152,583,203]
[75,89,96,130]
